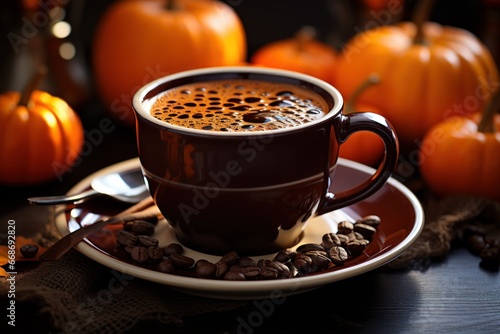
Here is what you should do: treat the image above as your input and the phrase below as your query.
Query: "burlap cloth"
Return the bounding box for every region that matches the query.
[12,194,500,332]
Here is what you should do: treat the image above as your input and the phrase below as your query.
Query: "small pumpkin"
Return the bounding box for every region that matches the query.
[339,74,385,167]
[334,0,500,149]
[0,68,84,186]
[418,89,500,202]
[250,26,337,84]
[92,0,247,128]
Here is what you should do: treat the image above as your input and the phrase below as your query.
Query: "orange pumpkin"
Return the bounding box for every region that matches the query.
[418,89,500,202]
[335,0,500,149]
[0,69,84,186]
[92,0,247,128]
[339,74,385,167]
[250,26,337,84]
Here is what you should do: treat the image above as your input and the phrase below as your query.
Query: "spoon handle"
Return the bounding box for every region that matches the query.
[27,188,101,205]
[40,196,158,261]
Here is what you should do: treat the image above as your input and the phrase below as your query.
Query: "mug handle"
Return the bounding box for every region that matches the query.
[317,111,399,215]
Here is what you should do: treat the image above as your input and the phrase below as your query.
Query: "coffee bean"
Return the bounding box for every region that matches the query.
[157,259,174,273]
[241,266,261,279]
[124,245,135,254]
[347,240,366,256]
[220,251,239,266]
[322,233,341,251]
[131,246,149,263]
[259,267,279,279]
[20,244,38,258]
[238,256,257,267]
[258,259,271,268]
[124,220,155,236]
[274,248,296,263]
[329,246,348,265]
[296,243,325,253]
[266,261,291,278]
[164,243,184,256]
[306,251,331,271]
[358,215,381,228]
[293,254,312,273]
[195,260,216,277]
[215,261,228,278]
[224,270,246,281]
[337,221,354,234]
[148,246,164,262]
[116,230,138,246]
[354,223,376,240]
[137,235,159,247]
[336,233,350,246]
[169,253,195,269]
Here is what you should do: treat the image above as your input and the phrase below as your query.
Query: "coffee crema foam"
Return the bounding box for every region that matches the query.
[150,79,329,132]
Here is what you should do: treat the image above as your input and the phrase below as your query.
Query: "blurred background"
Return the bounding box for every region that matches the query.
[1,0,498,119]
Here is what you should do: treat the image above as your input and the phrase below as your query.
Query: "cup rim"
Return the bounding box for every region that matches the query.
[133,66,343,136]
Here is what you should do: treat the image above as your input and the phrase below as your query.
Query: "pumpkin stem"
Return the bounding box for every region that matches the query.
[295,26,316,52]
[19,66,47,107]
[478,89,500,133]
[345,74,380,114]
[412,0,436,45]
[165,0,177,10]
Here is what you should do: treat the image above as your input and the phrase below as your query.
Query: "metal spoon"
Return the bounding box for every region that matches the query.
[28,168,149,205]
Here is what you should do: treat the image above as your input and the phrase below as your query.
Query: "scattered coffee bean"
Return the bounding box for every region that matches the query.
[148,246,164,262]
[224,270,246,281]
[117,215,381,279]
[241,266,261,279]
[169,253,195,269]
[357,215,381,228]
[195,260,216,277]
[322,233,341,251]
[296,243,325,253]
[215,261,229,278]
[20,244,39,258]
[266,261,291,278]
[157,259,174,273]
[238,256,257,267]
[137,235,159,247]
[116,230,138,246]
[293,254,313,274]
[124,220,155,236]
[337,221,354,234]
[259,266,279,279]
[164,243,184,256]
[329,246,349,265]
[274,248,295,263]
[131,246,149,263]
[220,251,239,266]
[354,223,377,240]
[346,240,366,256]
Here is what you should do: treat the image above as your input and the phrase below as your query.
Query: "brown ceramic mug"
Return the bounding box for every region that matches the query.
[133,66,399,255]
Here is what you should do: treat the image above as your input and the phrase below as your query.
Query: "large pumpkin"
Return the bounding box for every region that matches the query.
[0,70,84,186]
[250,26,337,85]
[334,0,499,149]
[92,0,247,127]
